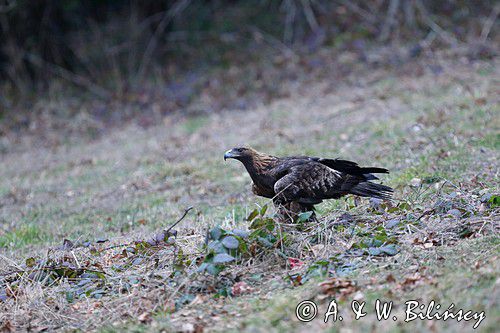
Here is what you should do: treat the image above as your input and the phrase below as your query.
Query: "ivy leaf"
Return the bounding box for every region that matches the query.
[197,262,209,272]
[207,240,226,253]
[380,244,399,256]
[206,263,223,276]
[232,228,249,239]
[210,227,223,240]
[222,236,239,249]
[66,291,75,303]
[213,253,235,264]
[367,247,382,256]
[257,237,274,248]
[297,211,313,222]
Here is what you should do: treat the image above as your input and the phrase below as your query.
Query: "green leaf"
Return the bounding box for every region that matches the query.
[367,247,382,255]
[257,237,274,248]
[221,236,239,249]
[206,264,223,276]
[207,240,227,253]
[213,253,235,264]
[197,262,209,272]
[488,195,500,207]
[370,239,384,247]
[398,202,411,211]
[380,244,399,256]
[238,240,248,253]
[297,211,313,222]
[232,228,249,239]
[209,226,224,240]
[265,218,276,231]
[66,291,74,303]
[247,209,259,221]
[260,205,268,216]
[250,217,266,229]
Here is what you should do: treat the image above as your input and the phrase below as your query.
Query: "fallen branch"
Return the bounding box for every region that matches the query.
[100,206,194,252]
[165,206,194,234]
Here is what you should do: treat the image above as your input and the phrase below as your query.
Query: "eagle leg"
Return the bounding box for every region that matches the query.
[275,201,317,223]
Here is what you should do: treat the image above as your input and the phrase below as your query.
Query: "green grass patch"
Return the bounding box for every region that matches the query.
[0,224,49,248]
[474,132,500,149]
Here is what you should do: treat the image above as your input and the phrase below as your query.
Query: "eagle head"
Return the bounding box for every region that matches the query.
[224,147,255,161]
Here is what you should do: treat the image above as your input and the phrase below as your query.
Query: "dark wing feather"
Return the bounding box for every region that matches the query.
[272,159,393,204]
[273,162,343,205]
[314,158,389,180]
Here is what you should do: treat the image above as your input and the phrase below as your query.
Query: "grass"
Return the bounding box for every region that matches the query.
[0,224,49,248]
[0,48,498,331]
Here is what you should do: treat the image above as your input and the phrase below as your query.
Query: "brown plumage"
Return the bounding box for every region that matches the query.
[224,147,393,219]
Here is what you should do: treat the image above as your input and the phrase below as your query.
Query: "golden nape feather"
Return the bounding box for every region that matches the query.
[224,147,393,220]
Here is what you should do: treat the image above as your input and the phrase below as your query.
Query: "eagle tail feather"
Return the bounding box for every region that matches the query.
[319,159,389,176]
[350,182,393,200]
[359,167,389,174]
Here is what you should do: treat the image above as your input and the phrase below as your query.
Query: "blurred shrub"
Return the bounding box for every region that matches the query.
[0,0,496,101]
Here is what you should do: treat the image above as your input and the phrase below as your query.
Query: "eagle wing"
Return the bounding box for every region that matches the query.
[273,162,344,205]
[272,159,393,204]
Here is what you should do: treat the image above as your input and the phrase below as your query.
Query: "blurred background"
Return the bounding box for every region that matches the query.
[0,0,497,138]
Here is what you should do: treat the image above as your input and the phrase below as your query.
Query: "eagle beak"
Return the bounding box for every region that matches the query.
[224,149,237,161]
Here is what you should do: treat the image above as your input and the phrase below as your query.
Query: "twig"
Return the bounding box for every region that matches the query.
[165,206,194,234]
[415,0,459,46]
[480,5,500,42]
[99,206,193,252]
[70,250,81,269]
[136,0,191,82]
[25,53,110,99]
[336,0,377,25]
[301,0,319,31]
[379,0,400,41]
[248,25,298,59]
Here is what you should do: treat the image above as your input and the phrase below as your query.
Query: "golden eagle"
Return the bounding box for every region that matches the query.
[224,147,392,219]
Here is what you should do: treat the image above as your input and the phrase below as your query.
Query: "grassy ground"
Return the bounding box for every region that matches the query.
[0,47,498,332]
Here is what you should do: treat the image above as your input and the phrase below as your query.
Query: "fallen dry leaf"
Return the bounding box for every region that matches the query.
[231,281,254,296]
[318,278,357,300]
